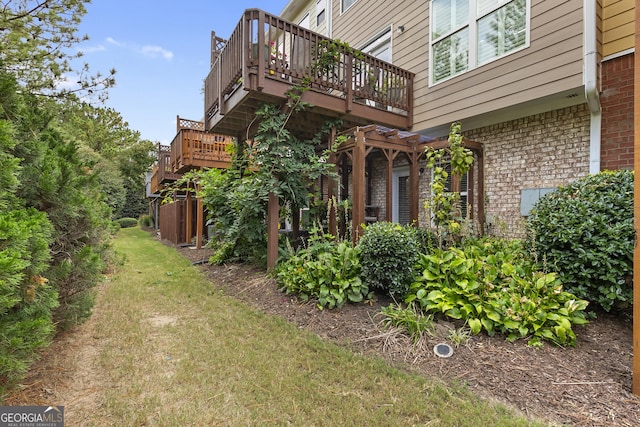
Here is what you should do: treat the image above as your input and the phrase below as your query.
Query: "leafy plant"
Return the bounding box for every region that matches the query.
[116,217,138,228]
[358,222,423,297]
[380,302,434,344]
[406,238,589,346]
[448,323,473,348]
[276,239,371,309]
[526,170,633,312]
[424,122,474,247]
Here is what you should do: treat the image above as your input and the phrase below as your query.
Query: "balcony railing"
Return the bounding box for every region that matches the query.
[156,144,181,184]
[204,9,414,134]
[170,118,233,173]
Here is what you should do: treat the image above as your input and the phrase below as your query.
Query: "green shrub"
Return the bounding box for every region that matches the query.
[406,238,589,346]
[527,170,633,312]
[116,217,138,228]
[276,240,371,309]
[357,222,422,297]
[138,214,154,228]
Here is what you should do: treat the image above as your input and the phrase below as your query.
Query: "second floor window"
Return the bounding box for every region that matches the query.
[342,0,357,13]
[430,0,528,84]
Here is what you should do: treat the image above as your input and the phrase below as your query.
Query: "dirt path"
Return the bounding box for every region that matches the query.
[2,283,107,424]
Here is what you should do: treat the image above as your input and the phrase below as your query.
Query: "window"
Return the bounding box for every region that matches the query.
[342,0,357,13]
[317,0,326,26]
[430,0,528,84]
[299,13,310,29]
[431,159,469,219]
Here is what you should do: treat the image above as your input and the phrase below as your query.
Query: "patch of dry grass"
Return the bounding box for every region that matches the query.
[70,227,546,426]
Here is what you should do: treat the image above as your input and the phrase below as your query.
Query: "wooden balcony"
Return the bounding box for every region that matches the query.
[170,117,233,174]
[153,144,181,187]
[204,9,414,137]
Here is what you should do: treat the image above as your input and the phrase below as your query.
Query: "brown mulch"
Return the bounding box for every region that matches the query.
[174,239,640,427]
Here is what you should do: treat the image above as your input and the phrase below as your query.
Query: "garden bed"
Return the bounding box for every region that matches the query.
[175,240,640,426]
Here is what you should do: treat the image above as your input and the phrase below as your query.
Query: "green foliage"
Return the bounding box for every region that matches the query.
[276,239,371,309]
[0,0,115,101]
[379,303,434,344]
[116,217,139,228]
[526,170,634,312]
[358,222,424,297]
[406,239,589,346]
[138,214,154,228]
[424,122,474,245]
[0,110,58,391]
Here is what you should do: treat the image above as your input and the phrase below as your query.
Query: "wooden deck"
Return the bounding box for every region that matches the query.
[204,9,414,137]
[170,117,233,174]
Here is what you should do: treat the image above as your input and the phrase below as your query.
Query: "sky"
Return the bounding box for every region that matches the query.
[74,1,291,144]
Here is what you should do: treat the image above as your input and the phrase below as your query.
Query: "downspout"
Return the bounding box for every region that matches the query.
[584,0,601,174]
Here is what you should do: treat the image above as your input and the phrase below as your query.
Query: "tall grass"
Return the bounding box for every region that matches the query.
[74,227,546,426]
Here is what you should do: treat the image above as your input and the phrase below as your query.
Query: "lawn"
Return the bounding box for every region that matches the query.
[66,227,547,426]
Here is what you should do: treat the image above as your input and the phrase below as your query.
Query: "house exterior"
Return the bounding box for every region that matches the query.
[202,0,634,265]
[147,117,234,247]
[275,0,635,237]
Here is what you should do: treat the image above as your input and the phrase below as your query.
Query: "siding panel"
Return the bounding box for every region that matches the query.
[602,0,635,56]
[331,0,586,135]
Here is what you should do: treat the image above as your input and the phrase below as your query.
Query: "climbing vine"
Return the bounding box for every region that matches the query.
[424,122,474,246]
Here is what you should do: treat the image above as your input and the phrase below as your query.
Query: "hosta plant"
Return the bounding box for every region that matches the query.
[276,240,371,309]
[405,239,589,346]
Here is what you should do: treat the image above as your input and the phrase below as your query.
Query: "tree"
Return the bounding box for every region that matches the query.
[0,0,115,101]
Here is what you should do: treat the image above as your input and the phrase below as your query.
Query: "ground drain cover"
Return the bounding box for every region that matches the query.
[433,343,453,358]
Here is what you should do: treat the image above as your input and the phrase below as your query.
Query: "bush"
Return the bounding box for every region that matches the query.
[116,217,138,228]
[527,170,633,312]
[357,222,423,297]
[276,239,371,309]
[406,238,589,346]
[138,214,154,228]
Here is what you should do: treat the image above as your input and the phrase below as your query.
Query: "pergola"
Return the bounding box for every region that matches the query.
[265,125,485,267]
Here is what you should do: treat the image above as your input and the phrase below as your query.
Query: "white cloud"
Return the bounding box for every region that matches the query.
[80,44,106,54]
[104,37,173,61]
[106,37,124,47]
[141,45,174,60]
[54,74,80,91]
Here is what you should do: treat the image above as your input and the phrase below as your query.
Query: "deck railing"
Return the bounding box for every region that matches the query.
[204,9,413,123]
[170,125,233,172]
[156,144,181,183]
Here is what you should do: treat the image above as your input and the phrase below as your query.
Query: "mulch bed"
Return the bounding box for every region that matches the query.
[173,237,640,427]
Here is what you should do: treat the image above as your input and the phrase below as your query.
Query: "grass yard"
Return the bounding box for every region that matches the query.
[61,227,545,426]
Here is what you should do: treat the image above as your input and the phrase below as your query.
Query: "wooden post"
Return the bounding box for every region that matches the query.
[385,149,394,221]
[267,192,279,269]
[351,129,366,243]
[632,2,640,395]
[185,185,193,244]
[409,150,420,225]
[196,184,203,249]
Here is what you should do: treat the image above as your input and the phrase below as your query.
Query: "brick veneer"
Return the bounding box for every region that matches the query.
[464,104,591,237]
[600,53,635,171]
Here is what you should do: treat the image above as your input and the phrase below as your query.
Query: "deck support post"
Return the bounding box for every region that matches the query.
[186,185,193,244]
[351,129,366,243]
[267,191,279,269]
[196,184,203,249]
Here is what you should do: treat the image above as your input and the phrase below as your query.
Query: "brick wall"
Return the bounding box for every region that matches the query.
[600,53,635,170]
[464,104,591,237]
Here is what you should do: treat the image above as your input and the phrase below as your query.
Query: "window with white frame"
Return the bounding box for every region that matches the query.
[342,0,357,13]
[430,0,528,84]
[317,0,326,26]
[299,13,310,29]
